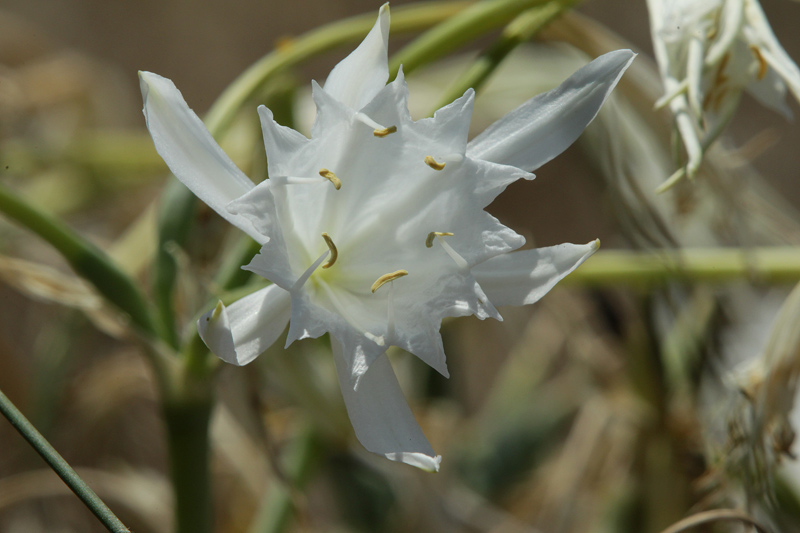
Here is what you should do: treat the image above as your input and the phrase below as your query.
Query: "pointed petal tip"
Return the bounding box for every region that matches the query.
[385,452,442,472]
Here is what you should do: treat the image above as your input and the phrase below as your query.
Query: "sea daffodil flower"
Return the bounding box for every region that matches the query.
[140,4,634,470]
[647,0,800,186]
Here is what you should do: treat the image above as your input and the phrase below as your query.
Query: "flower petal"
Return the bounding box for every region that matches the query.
[466,50,635,172]
[323,3,390,110]
[473,241,599,307]
[331,337,441,471]
[258,105,310,176]
[197,284,291,366]
[139,71,263,242]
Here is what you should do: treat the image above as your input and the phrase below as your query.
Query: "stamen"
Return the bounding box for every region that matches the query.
[373,125,397,137]
[430,233,469,271]
[750,45,768,80]
[291,249,330,292]
[371,270,409,293]
[318,169,341,190]
[355,112,397,137]
[321,233,338,269]
[272,175,340,189]
[426,231,454,248]
[425,155,446,171]
[386,281,396,340]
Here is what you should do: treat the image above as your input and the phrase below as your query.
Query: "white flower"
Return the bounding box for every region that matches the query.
[647,0,800,183]
[139,4,633,470]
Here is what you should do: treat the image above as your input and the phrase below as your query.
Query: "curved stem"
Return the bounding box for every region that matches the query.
[432,0,581,112]
[0,388,130,533]
[389,0,553,78]
[205,0,475,138]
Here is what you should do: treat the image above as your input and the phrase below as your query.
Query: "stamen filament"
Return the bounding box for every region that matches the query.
[424,155,446,171]
[750,45,768,80]
[371,270,409,293]
[272,175,340,189]
[291,249,330,292]
[426,231,454,248]
[387,281,396,340]
[318,169,341,190]
[355,112,396,137]
[433,234,469,271]
[321,233,338,269]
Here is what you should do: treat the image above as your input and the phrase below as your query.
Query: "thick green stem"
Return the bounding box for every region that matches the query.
[564,246,800,286]
[163,398,214,533]
[0,388,130,533]
[0,183,159,339]
[161,339,216,533]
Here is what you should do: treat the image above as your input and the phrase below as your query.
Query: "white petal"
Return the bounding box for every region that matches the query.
[323,3,390,110]
[258,105,310,176]
[331,337,441,471]
[197,284,291,366]
[706,0,744,66]
[473,241,599,307]
[686,35,705,118]
[139,71,264,242]
[744,0,800,103]
[466,50,635,172]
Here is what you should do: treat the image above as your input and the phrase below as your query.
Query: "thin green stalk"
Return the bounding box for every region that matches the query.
[432,0,581,111]
[563,246,800,286]
[0,183,159,339]
[388,0,553,78]
[0,388,130,533]
[153,178,198,349]
[250,426,323,533]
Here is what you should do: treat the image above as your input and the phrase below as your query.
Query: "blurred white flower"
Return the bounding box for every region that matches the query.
[140,4,633,470]
[647,0,800,188]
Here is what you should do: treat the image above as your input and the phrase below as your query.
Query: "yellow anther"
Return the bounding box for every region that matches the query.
[371,270,408,293]
[319,169,341,190]
[373,125,397,137]
[424,156,446,171]
[321,233,338,269]
[750,45,768,80]
[425,231,454,248]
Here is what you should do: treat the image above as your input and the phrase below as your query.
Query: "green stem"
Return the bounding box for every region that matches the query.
[0,183,159,339]
[163,397,214,533]
[0,388,130,533]
[432,0,581,111]
[389,0,553,78]
[563,246,800,286]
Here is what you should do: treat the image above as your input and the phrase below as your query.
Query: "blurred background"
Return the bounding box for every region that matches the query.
[2,1,800,532]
